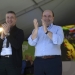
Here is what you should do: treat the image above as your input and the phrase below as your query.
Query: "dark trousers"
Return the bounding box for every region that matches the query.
[0,56,21,75]
[34,56,62,75]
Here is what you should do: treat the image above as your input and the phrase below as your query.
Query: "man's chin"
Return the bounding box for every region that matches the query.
[46,23,51,26]
[7,23,13,27]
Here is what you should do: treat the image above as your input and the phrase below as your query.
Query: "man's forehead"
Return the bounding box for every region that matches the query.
[43,10,53,15]
[6,13,16,17]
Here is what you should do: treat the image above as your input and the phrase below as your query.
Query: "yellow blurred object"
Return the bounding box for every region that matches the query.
[62,25,75,29]
[64,38,75,60]
[62,25,75,30]
[64,39,74,50]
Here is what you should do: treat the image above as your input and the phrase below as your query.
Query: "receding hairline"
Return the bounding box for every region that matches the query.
[42,10,54,17]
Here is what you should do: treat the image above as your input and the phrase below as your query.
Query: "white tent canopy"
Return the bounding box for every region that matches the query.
[0,0,75,39]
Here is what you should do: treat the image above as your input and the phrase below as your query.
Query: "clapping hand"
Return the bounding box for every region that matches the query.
[41,19,47,33]
[2,23,10,35]
[33,19,38,30]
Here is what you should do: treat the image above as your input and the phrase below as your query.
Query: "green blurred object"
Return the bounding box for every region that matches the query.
[22,41,35,60]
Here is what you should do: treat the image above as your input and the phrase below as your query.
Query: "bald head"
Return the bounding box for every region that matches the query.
[43,10,54,17]
[42,10,54,26]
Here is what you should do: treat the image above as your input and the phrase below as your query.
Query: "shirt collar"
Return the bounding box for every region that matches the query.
[48,23,53,29]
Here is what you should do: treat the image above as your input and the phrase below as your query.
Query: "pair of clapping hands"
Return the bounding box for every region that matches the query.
[33,19,47,33]
[0,23,10,39]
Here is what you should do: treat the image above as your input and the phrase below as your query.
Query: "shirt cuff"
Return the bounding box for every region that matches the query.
[29,35,38,42]
[52,33,58,44]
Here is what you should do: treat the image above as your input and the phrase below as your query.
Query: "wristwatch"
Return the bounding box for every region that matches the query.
[45,31,49,34]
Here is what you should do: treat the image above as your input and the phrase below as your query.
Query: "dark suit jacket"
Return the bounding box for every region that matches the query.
[0,25,24,68]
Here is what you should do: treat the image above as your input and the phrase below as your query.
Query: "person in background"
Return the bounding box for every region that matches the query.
[28,55,34,75]
[28,10,64,75]
[0,11,24,75]
[24,55,34,75]
[21,54,29,75]
[25,54,29,61]
[21,59,26,75]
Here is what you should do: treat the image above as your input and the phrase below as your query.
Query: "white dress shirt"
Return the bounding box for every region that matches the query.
[1,37,12,56]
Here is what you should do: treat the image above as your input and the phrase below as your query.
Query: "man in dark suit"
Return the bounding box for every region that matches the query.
[0,11,24,75]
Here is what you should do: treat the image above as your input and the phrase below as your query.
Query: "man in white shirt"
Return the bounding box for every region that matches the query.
[28,10,64,75]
